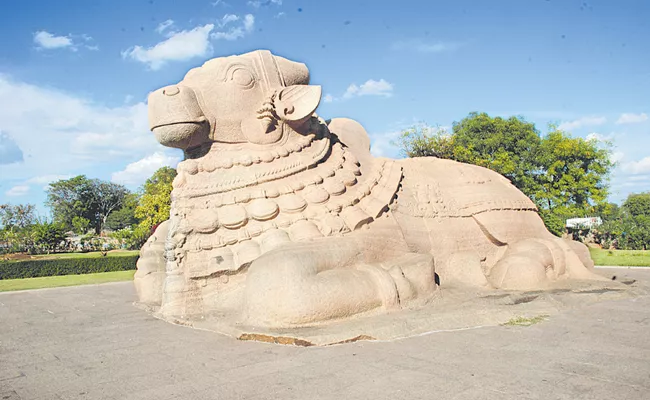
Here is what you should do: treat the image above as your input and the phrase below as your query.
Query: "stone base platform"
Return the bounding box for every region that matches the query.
[145,271,647,346]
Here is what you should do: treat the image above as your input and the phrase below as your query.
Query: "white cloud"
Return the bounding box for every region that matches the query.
[610,151,625,164]
[616,112,648,124]
[391,39,463,53]
[122,24,214,70]
[111,152,181,186]
[33,31,73,50]
[325,79,395,102]
[586,132,602,141]
[13,174,75,191]
[155,19,175,34]
[274,12,286,18]
[343,79,394,99]
[625,175,650,182]
[27,174,74,190]
[243,14,255,31]
[6,185,30,197]
[33,31,97,51]
[219,14,239,26]
[558,116,607,131]
[248,0,282,8]
[586,132,617,142]
[611,175,650,189]
[369,131,401,158]
[27,175,73,185]
[0,74,177,199]
[211,14,255,41]
[212,0,228,6]
[621,157,650,175]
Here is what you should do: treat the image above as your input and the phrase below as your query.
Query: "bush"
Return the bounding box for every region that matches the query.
[31,221,67,253]
[0,254,139,280]
[538,209,566,237]
[72,216,91,235]
[110,225,150,250]
[594,194,650,250]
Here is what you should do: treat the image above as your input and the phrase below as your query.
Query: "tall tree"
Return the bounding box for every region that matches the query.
[46,176,129,233]
[0,204,37,253]
[105,193,140,230]
[622,192,650,217]
[533,127,613,217]
[93,181,129,232]
[46,175,96,230]
[135,166,177,231]
[597,192,650,250]
[0,203,37,230]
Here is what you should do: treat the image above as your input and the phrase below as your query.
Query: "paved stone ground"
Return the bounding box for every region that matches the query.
[1,268,649,400]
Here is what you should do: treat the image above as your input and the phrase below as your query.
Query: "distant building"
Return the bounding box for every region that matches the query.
[565,217,602,229]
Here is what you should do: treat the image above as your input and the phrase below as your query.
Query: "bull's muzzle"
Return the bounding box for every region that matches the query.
[148,85,210,150]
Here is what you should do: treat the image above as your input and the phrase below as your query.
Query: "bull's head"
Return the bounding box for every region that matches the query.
[148,50,322,150]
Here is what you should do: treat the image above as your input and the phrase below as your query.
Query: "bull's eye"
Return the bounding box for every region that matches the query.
[231,68,255,88]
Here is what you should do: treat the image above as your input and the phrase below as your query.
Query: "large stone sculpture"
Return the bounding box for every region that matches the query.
[134,50,601,336]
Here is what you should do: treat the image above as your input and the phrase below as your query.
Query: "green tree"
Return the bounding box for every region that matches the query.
[110,225,150,250]
[32,221,66,253]
[396,113,614,236]
[397,124,452,158]
[598,192,650,250]
[105,193,140,231]
[0,204,38,254]
[46,175,96,230]
[135,166,176,231]
[0,203,37,230]
[446,112,542,193]
[622,192,650,217]
[71,216,91,235]
[46,176,130,234]
[532,127,613,219]
[94,181,130,233]
[594,202,620,222]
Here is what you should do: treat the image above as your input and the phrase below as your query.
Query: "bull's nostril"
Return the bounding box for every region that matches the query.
[163,86,180,96]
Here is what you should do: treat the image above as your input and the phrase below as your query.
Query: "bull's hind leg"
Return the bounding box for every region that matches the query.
[472,210,606,290]
[486,237,607,290]
[486,239,554,290]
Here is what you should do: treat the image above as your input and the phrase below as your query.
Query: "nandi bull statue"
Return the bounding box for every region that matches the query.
[134,50,600,331]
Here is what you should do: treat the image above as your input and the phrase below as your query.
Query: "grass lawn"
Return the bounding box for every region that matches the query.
[0,270,135,292]
[31,250,139,260]
[503,315,549,326]
[589,248,650,267]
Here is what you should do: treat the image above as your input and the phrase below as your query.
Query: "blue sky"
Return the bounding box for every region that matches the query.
[1,0,649,216]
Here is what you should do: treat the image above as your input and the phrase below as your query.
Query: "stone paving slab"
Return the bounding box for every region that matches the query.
[1,268,649,400]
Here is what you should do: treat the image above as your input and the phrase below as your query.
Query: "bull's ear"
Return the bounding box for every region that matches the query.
[275,85,322,124]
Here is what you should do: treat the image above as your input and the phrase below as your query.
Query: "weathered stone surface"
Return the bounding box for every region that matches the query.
[135,50,605,338]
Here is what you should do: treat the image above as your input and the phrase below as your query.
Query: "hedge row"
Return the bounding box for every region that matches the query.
[0,255,139,280]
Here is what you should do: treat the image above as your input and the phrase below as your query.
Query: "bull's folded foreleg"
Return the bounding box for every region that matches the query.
[242,236,436,327]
